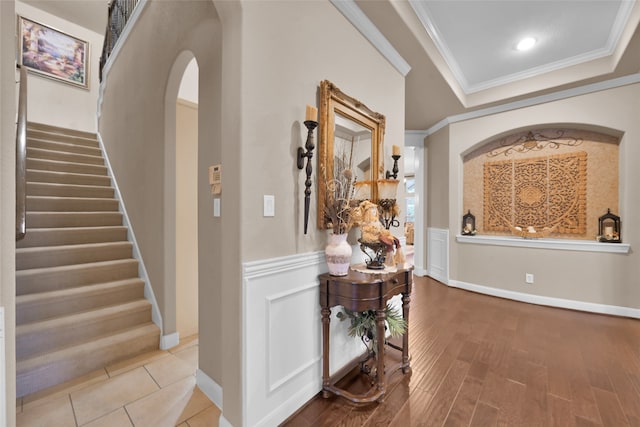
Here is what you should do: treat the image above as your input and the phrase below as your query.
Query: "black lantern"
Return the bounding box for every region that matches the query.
[598,209,621,243]
[462,210,476,235]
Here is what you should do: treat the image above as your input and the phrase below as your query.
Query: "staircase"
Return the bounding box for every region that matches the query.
[16,122,160,398]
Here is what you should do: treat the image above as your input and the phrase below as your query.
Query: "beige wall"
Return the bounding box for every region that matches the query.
[99,0,404,424]
[239,0,406,260]
[443,83,640,308]
[16,1,103,132]
[425,126,450,229]
[1,2,17,424]
[176,100,199,339]
[98,0,228,418]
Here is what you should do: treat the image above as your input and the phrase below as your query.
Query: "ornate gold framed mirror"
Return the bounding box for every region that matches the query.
[317,80,386,229]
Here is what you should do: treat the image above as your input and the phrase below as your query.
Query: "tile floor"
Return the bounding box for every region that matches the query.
[16,336,220,427]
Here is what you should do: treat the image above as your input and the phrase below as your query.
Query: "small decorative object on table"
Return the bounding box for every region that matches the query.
[322,145,356,276]
[461,210,476,235]
[357,200,404,270]
[598,208,621,243]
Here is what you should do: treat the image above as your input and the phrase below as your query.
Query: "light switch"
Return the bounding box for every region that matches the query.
[213,198,221,217]
[264,195,275,217]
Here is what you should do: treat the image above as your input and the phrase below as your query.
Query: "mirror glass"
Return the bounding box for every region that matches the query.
[318,80,385,229]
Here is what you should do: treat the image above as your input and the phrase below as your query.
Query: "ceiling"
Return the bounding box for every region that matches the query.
[20,0,640,131]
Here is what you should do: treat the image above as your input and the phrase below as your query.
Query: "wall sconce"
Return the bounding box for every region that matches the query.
[598,208,621,243]
[297,105,318,234]
[377,179,400,229]
[385,145,401,179]
[461,210,476,235]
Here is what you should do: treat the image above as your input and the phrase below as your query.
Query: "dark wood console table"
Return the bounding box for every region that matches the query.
[318,264,413,403]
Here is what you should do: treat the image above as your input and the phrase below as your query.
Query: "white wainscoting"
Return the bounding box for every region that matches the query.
[427,228,449,284]
[242,249,365,427]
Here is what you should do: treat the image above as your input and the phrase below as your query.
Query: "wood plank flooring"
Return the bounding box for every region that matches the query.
[281,275,640,426]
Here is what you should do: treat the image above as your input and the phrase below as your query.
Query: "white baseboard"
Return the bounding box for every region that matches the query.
[413,267,428,276]
[196,369,223,409]
[449,279,640,319]
[219,415,233,427]
[159,332,179,350]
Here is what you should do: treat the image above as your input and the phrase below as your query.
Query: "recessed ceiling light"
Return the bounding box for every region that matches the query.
[517,37,536,51]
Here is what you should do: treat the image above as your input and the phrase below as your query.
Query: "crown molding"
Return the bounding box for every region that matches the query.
[330,0,411,77]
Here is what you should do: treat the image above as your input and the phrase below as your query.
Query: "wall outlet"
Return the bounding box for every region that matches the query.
[525,273,534,284]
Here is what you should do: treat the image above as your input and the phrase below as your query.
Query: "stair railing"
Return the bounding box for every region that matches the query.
[16,66,27,241]
[99,0,140,81]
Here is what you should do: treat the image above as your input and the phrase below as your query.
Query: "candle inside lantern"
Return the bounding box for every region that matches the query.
[392,145,401,157]
[604,226,614,238]
[305,105,317,122]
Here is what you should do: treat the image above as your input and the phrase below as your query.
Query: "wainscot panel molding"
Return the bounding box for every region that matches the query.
[242,250,365,427]
[427,228,449,284]
[456,234,631,253]
[449,279,640,319]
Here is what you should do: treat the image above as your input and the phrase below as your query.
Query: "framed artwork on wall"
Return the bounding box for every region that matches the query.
[17,15,89,89]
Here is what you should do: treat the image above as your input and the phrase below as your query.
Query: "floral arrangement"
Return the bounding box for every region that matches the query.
[322,147,357,235]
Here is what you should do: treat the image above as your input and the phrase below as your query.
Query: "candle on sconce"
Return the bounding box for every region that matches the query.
[392,145,401,157]
[305,105,318,122]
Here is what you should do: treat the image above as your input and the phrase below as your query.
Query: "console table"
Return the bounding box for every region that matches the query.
[318,264,413,403]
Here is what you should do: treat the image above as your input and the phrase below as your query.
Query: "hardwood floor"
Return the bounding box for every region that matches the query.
[281,275,640,426]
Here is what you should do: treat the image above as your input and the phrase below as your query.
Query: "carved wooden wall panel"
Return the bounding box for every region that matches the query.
[484,152,587,234]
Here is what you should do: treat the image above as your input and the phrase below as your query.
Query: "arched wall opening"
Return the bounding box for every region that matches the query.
[164,51,200,343]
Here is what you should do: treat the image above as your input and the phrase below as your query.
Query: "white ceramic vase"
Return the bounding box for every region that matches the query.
[325,233,352,276]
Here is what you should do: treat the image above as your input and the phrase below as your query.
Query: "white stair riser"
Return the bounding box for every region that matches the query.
[17,302,152,359]
[16,242,133,270]
[16,280,145,325]
[16,260,139,295]
[16,324,159,397]
[17,227,128,248]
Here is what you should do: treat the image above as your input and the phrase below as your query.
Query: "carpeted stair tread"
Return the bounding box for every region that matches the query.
[26,195,119,212]
[16,323,160,397]
[27,122,97,139]
[27,137,103,156]
[16,258,139,295]
[17,226,128,248]
[27,158,108,176]
[27,147,105,166]
[26,169,111,186]
[27,182,115,198]
[16,241,133,270]
[16,278,145,325]
[26,128,99,148]
[25,211,123,228]
[16,299,152,359]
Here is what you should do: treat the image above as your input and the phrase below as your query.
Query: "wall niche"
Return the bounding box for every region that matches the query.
[463,128,619,240]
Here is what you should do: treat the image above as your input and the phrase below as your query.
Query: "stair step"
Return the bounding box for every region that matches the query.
[17,300,152,360]
[17,226,128,248]
[27,122,97,140]
[27,196,119,212]
[16,323,159,397]
[27,182,114,198]
[27,137,103,157]
[26,129,99,148]
[27,147,104,166]
[16,241,133,270]
[26,211,123,228]
[16,279,145,325]
[27,158,107,176]
[26,169,111,187]
[16,259,139,295]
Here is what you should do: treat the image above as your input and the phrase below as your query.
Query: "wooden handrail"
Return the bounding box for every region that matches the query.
[16,66,27,241]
